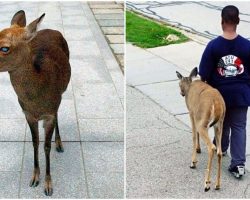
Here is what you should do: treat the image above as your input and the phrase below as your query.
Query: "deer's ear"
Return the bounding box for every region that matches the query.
[176,71,183,80]
[25,13,45,40]
[189,67,198,79]
[11,10,26,27]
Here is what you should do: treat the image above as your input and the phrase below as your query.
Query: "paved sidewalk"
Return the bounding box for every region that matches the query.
[89,1,124,71]
[127,85,250,198]
[0,1,123,198]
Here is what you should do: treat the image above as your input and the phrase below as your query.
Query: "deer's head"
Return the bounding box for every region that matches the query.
[176,67,198,97]
[0,10,45,72]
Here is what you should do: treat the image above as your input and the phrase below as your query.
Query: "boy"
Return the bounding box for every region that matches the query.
[199,5,250,178]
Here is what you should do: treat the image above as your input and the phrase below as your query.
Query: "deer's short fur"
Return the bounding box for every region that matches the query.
[176,67,225,192]
[0,10,71,196]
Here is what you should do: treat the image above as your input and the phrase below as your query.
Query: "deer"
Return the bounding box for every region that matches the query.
[176,67,225,192]
[0,10,71,196]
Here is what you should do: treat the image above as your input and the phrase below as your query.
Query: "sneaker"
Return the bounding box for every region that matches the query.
[228,165,245,178]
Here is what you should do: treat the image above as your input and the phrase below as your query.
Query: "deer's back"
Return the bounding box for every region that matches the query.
[187,80,225,122]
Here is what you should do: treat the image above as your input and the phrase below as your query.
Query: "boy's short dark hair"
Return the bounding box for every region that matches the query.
[221,5,239,24]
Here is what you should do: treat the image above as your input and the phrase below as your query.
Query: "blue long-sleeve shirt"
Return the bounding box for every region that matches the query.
[199,35,250,107]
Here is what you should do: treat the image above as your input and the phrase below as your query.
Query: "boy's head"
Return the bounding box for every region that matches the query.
[221,5,239,30]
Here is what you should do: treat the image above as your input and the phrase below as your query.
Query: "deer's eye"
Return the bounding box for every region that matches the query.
[0,47,9,53]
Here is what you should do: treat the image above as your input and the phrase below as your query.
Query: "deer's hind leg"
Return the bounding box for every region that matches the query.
[214,120,223,190]
[198,126,216,192]
[55,113,64,152]
[190,114,198,168]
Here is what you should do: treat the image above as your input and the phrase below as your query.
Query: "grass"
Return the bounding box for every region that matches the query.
[126,11,189,48]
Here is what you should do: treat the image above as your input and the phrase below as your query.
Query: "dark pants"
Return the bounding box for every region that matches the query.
[219,107,248,168]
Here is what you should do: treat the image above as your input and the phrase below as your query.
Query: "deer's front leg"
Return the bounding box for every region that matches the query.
[43,116,55,196]
[26,115,40,187]
[190,114,198,168]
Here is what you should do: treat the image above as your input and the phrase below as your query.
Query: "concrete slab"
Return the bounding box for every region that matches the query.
[92,8,123,14]
[79,119,124,141]
[98,19,124,27]
[74,83,123,119]
[95,14,124,20]
[148,41,205,72]
[127,57,186,86]
[0,142,24,171]
[87,172,124,199]
[63,25,93,41]
[106,34,124,43]
[82,142,124,173]
[102,26,124,34]
[126,43,155,62]
[136,81,187,115]
[70,57,112,84]
[110,44,124,54]
[89,4,123,9]
[0,172,20,198]
[0,119,26,141]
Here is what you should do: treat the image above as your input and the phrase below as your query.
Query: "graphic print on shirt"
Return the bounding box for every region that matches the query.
[217,55,244,77]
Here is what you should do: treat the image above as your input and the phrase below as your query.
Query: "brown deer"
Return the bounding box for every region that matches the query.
[0,10,71,196]
[176,67,225,192]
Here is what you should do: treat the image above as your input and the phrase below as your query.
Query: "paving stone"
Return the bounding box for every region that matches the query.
[60,1,82,7]
[89,4,123,9]
[26,99,80,142]
[64,25,93,41]
[110,44,124,54]
[92,8,123,14]
[74,83,123,119]
[106,34,124,43]
[95,13,124,20]
[88,1,117,5]
[62,15,89,26]
[0,172,20,198]
[20,142,88,198]
[102,26,124,34]
[0,119,26,141]
[87,172,124,199]
[0,142,24,171]
[79,118,124,141]
[70,57,112,84]
[68,41,101,58]
[116,54,124,67]
[61,6,85,16]
[82,142,124,173]
[98,19,124,27]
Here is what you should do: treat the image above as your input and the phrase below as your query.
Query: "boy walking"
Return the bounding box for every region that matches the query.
[199,5,250,178]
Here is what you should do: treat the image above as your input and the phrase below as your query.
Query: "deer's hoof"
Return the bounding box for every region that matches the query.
[196,148,201,153]
[44,175,53,196]
[204,186,210,192]
[29,168,40,187]
[44,187,53,196]
[190,162,197,169]
[56,145,64,153]
[215,185,220,190]
[29,178,39,187]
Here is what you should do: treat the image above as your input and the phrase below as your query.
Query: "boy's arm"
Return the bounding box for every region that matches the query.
[199,42,214,83]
